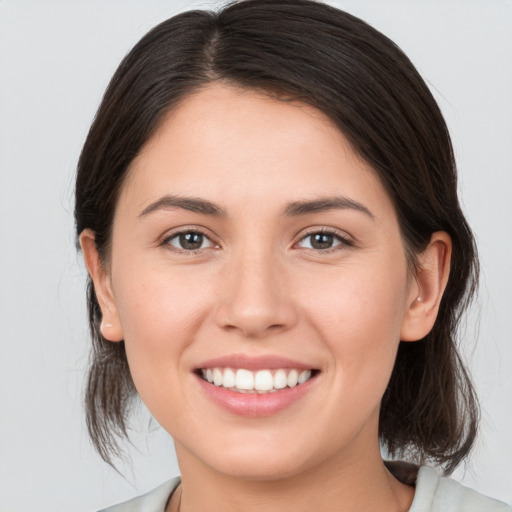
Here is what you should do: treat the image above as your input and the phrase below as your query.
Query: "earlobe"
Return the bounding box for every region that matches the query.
[79,229,124,342]
[400,231,452,342]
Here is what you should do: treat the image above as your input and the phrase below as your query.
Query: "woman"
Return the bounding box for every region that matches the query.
[75,1,510,510]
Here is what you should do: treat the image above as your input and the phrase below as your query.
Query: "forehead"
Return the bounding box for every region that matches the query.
[118,83,394,219]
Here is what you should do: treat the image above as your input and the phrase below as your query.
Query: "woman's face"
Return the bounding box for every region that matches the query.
[98,84,421,479]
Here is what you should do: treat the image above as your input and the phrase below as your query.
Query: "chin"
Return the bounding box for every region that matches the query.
[180,429,325,482]
[211,452,311,482]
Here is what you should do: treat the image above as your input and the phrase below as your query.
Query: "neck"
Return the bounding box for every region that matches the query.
[170,440,414,512]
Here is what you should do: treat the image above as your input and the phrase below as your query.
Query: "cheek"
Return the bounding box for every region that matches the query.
[112,266,212,391]
[301,258,409,384]
[305,257,407,330]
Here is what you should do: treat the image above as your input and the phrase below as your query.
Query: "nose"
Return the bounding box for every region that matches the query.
[214,247,298,339]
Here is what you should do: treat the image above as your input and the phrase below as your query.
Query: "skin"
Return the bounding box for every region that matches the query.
[81,84,451,512]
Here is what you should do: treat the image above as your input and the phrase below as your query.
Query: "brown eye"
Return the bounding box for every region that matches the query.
[297,231,350,251]
[180,232,204,250]
[310,233,335,249]
[166,231,214,251]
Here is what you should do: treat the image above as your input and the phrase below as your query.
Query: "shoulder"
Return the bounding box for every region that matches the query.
[97,477,180,512]
[410,466,511,512]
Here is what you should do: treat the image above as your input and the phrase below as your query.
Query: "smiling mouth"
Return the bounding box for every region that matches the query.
[197,367,319,394]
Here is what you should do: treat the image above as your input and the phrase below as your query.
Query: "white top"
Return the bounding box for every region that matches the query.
[98,466,511,512]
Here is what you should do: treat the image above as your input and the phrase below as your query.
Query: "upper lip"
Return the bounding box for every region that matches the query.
[196,354,318,371]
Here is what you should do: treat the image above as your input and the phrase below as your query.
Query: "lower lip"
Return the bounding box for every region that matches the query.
[195,373,317,417]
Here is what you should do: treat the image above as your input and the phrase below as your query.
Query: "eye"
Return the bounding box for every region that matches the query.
[164,230,216,252]
[297,230,352,251]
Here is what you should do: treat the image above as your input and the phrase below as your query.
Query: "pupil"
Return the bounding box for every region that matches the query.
[312,233,333,249]
[180,232,203,250]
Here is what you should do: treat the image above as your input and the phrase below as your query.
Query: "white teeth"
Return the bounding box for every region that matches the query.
[213,368,223,386]
[235,369,254,390]
[274,369,288,389]
[223,368,236,388]
[287,369,299,387]
[298,370,311,384]
[254,370,273,391]
[200,367,315,393]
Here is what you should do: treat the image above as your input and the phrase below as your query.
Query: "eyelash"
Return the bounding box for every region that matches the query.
[161,228,217,254]
[296,228,354,253]
[161,228,354,255]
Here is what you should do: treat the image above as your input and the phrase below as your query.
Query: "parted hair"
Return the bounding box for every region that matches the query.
[75,0,479,473]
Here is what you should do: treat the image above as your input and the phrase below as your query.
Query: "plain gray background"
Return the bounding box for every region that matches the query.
[0,1,511,510]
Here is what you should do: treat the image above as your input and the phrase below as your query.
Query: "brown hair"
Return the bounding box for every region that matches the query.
[75,0,479,473]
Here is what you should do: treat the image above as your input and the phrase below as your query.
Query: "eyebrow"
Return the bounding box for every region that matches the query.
[139,195,227,218]
[139,194,374,220]
[283,197,375,219]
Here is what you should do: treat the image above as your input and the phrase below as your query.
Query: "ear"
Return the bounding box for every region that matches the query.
[79,229,124,342]
[400,231,452,342]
